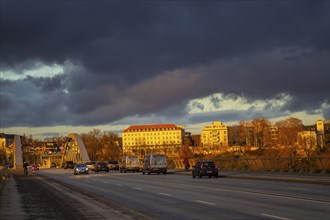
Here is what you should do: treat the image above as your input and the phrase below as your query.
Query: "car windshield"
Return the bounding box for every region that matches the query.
[97,162,106,165]
[76,164,86,167]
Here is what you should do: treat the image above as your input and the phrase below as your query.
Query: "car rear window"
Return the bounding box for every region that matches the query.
[203,162,215,167]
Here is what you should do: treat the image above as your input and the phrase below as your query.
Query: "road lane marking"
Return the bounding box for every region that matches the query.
[287,187,307,191]
[261,213,291,220]
[196,200,216,206]
[240,183,257,186]
[102,181,108,184]
[158,192,172,197]
[116,184,123,186]
[133,187,143,190]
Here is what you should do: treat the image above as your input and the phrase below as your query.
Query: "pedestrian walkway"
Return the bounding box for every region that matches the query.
[0,172,25,220]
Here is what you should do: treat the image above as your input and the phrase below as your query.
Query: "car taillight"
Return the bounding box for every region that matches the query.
[200,164,203,169]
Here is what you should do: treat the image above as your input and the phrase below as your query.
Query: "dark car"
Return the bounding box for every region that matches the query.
[64,161,76,169]
[192,160,218,178]
[107,160,119,171]
[95,161,110,172]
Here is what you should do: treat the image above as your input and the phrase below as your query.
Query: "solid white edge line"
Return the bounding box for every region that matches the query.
[196,200,216,206]
[261,213,291,220]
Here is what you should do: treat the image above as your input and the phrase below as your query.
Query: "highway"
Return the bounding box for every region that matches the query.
[1,169,329,220]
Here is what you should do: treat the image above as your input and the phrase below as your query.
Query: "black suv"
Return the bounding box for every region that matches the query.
[192,160,218,178]
[95,161,110,172]
[63,161,76,169]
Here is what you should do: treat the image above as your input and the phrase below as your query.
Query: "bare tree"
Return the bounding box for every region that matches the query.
[251,118,271,150]
[275,117,304,171]
[238,120,254,146]
[276,117,304,152]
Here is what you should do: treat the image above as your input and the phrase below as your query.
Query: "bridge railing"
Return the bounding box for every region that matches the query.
[171,157,330,174]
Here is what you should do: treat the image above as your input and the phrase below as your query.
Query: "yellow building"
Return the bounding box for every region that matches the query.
[201,121,228,149]
[122,124,184,156]
[316,120,324,132]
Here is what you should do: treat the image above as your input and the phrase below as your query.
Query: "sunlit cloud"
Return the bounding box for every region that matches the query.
[187,93,292,113]
[1,62,64,80]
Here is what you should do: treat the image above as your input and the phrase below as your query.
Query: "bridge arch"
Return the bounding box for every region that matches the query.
[14,135,23,170]
[60,133,90,167]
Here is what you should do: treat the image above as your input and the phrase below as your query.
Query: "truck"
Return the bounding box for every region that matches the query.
[120,155,140,173]
[142,154,167,175]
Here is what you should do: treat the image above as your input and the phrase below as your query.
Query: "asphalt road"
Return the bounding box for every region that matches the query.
[1,169,329,220]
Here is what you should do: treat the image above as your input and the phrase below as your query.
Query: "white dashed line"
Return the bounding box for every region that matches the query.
[196,200,216,206]
[116,184,123,187]
[133,187,143,190]
[158,192,172,197]
[261,213,291,220]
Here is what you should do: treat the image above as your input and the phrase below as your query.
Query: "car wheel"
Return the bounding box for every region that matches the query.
[163,171,166,175]
[199,172,202,178]
[209,175,212,178]
[142,171,145,175]
[215,174,218,178]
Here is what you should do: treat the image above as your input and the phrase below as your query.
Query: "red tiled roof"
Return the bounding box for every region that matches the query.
[123,124,178,132]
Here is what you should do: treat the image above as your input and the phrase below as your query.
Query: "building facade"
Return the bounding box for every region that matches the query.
[201,121,228,148]
[122,124,184,157]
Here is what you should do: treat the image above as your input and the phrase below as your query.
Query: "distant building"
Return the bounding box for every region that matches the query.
[122,124,184,156]
[201,121,228,148]
[304,119,330,148]
[267,125,279,145]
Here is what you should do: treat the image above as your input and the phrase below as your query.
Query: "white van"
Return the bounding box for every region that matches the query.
[142,154,167,175]
[120,155,140,173]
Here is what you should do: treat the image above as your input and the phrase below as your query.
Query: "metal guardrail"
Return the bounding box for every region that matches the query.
[172,157,330,174]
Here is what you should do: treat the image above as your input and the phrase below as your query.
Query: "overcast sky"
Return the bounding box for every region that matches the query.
[1,1,329,138]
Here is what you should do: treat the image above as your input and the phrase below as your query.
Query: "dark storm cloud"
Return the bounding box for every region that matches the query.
[1,1,329,128]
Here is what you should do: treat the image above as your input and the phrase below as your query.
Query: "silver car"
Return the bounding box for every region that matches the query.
[85,161,96,172]
[74,163,89,175]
